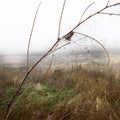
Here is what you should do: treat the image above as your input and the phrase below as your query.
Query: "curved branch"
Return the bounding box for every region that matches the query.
[27,1,41,72]
[58,0,67,38]
[79,2,95,23]
[74,32,110,69]
[106,0,110,7]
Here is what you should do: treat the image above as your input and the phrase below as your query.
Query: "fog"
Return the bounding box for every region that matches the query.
[0,0,120,55]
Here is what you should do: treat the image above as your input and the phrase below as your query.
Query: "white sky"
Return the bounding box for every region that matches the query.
[0,0,120,55]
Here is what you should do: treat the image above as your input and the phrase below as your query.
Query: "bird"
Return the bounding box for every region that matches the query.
[64,31,74,41]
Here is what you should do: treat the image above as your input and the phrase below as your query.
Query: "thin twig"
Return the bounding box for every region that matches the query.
[100,12,120,16]
[106,0,110,7]
[79,2,95,23]
[44,50,56,75]
[58,0,67,38]
[74,32,110,69]
[49,42,70,55]
[27,1,41,72]
[45,55,54,74]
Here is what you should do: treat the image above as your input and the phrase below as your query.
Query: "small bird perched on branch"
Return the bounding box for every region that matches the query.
[64,31,74,41]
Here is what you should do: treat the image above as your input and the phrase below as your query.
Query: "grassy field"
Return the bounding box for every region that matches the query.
[0,58,120,120]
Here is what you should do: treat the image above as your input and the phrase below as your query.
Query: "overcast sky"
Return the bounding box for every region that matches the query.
[0,0,120,55]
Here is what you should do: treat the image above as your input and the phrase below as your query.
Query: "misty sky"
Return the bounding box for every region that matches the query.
[0,0,120,55]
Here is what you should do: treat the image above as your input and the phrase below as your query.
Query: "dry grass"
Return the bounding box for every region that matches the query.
[0,63,120,120]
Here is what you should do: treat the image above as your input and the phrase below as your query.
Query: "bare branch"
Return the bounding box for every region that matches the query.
[107,2,120,8]
[58,0,67,38]
[4,40,60,120]
[100,12,120,16]
[27,1,41,73]
[60,2,120,40]
[74,32,110,69]
[49,42,70,55]
[43,45,58,76]
[79,2,95,23]
[44,53,55,75]
[4,1,67,119]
